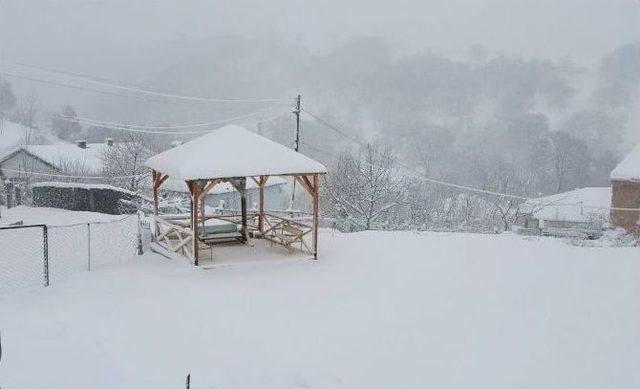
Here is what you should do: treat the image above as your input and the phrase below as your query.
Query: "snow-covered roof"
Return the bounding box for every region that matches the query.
[32,181,137,196]
[162,176,288,194]
[520,187,611,222]
[145,125,327,180]
[0,141,109,174]
[21,143,108,173]
[611,143,640,182]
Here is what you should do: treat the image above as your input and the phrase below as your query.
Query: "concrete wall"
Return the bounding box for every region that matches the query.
[611,180,640,237]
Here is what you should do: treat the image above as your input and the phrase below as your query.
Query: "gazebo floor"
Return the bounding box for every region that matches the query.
[196,239,311,269]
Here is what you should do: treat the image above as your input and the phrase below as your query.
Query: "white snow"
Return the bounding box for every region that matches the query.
[145,125,327,180]
[611,142,640,181]
[32,181,137,196]
[1,230,638,388]
[19,143,109,173]
[520,187,611,222]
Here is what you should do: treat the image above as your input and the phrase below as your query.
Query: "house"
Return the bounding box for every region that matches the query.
[162,176,289,211]
[0,139,114,184]
[610,143,640,237]
[518,187,611,238]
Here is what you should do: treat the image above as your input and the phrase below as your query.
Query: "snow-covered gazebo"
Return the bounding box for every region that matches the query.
[145,125,327,265]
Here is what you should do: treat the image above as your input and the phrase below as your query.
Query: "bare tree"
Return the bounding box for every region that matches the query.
[11,93,41,129]
[101,133,154,192]
[323,144,405,231]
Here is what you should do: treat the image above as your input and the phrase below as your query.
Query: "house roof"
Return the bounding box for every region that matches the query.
[520,187,611,223]
[0,142,108,174]
[145,125,327,180]
[162,176,288,194]
[611,143,640,181]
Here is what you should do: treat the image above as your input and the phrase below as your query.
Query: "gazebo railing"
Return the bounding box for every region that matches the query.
[153,215,196,261]
[152,210,314,262]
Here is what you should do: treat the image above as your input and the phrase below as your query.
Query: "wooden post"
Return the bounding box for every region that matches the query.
[258,176,266,235]
[151,170,168,216]
[240,178,248,242]
[312,174,319,259]
[188,181,200,266]
[152,170,159,215]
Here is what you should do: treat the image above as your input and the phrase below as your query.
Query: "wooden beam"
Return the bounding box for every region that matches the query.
[301,175,314,195]
[293,175,314,196]
[157,174,168,187]
[197,179,220,202]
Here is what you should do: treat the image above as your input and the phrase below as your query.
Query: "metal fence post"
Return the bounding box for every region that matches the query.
[43,225,49,287]
[136,211,143,255]
[87,223,91,271]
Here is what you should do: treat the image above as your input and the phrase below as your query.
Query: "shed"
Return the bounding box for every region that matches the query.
[610,143,640,237]
[518,187,610,238]
[145,125,327,265]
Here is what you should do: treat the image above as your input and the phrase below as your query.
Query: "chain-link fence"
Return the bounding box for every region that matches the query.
[0,214,141,295]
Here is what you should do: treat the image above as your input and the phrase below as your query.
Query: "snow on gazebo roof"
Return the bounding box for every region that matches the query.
[611,142,640,182]
[145,125,327,181]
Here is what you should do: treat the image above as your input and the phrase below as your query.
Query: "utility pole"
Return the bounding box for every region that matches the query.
[294,94,301,152]
[290,94,301,207]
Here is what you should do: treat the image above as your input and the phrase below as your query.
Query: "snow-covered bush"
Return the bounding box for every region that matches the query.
[32,182,137,214]
[568,227,638,248]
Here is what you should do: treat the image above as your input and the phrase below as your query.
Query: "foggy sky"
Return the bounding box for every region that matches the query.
[0,0,638,117]
[1,0,638,66]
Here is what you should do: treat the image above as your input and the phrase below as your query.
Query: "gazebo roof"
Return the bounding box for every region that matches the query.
[146,125,327,181]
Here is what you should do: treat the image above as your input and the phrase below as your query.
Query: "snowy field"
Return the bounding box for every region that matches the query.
[0,230,639,388]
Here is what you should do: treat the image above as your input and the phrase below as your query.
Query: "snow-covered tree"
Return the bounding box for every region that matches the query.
[101,132,154,192]
[323,144,405,231]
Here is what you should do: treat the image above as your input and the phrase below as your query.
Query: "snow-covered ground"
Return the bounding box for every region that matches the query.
[0,230,639,388]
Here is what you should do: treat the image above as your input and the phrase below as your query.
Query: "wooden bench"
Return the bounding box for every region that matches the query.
[264,220,310,252]
[200,223,245,244]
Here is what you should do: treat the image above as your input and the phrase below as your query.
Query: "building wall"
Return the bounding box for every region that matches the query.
[205,185,286,210]
[0,150,59,182]
[610,180,640,237]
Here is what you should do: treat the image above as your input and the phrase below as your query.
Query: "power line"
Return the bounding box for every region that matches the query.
[66,105,287,130]
[1,71,183,105]
[302,107,529,200]
[48,106,288,135]
[4,61,293,104]
[301,110,640,212]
